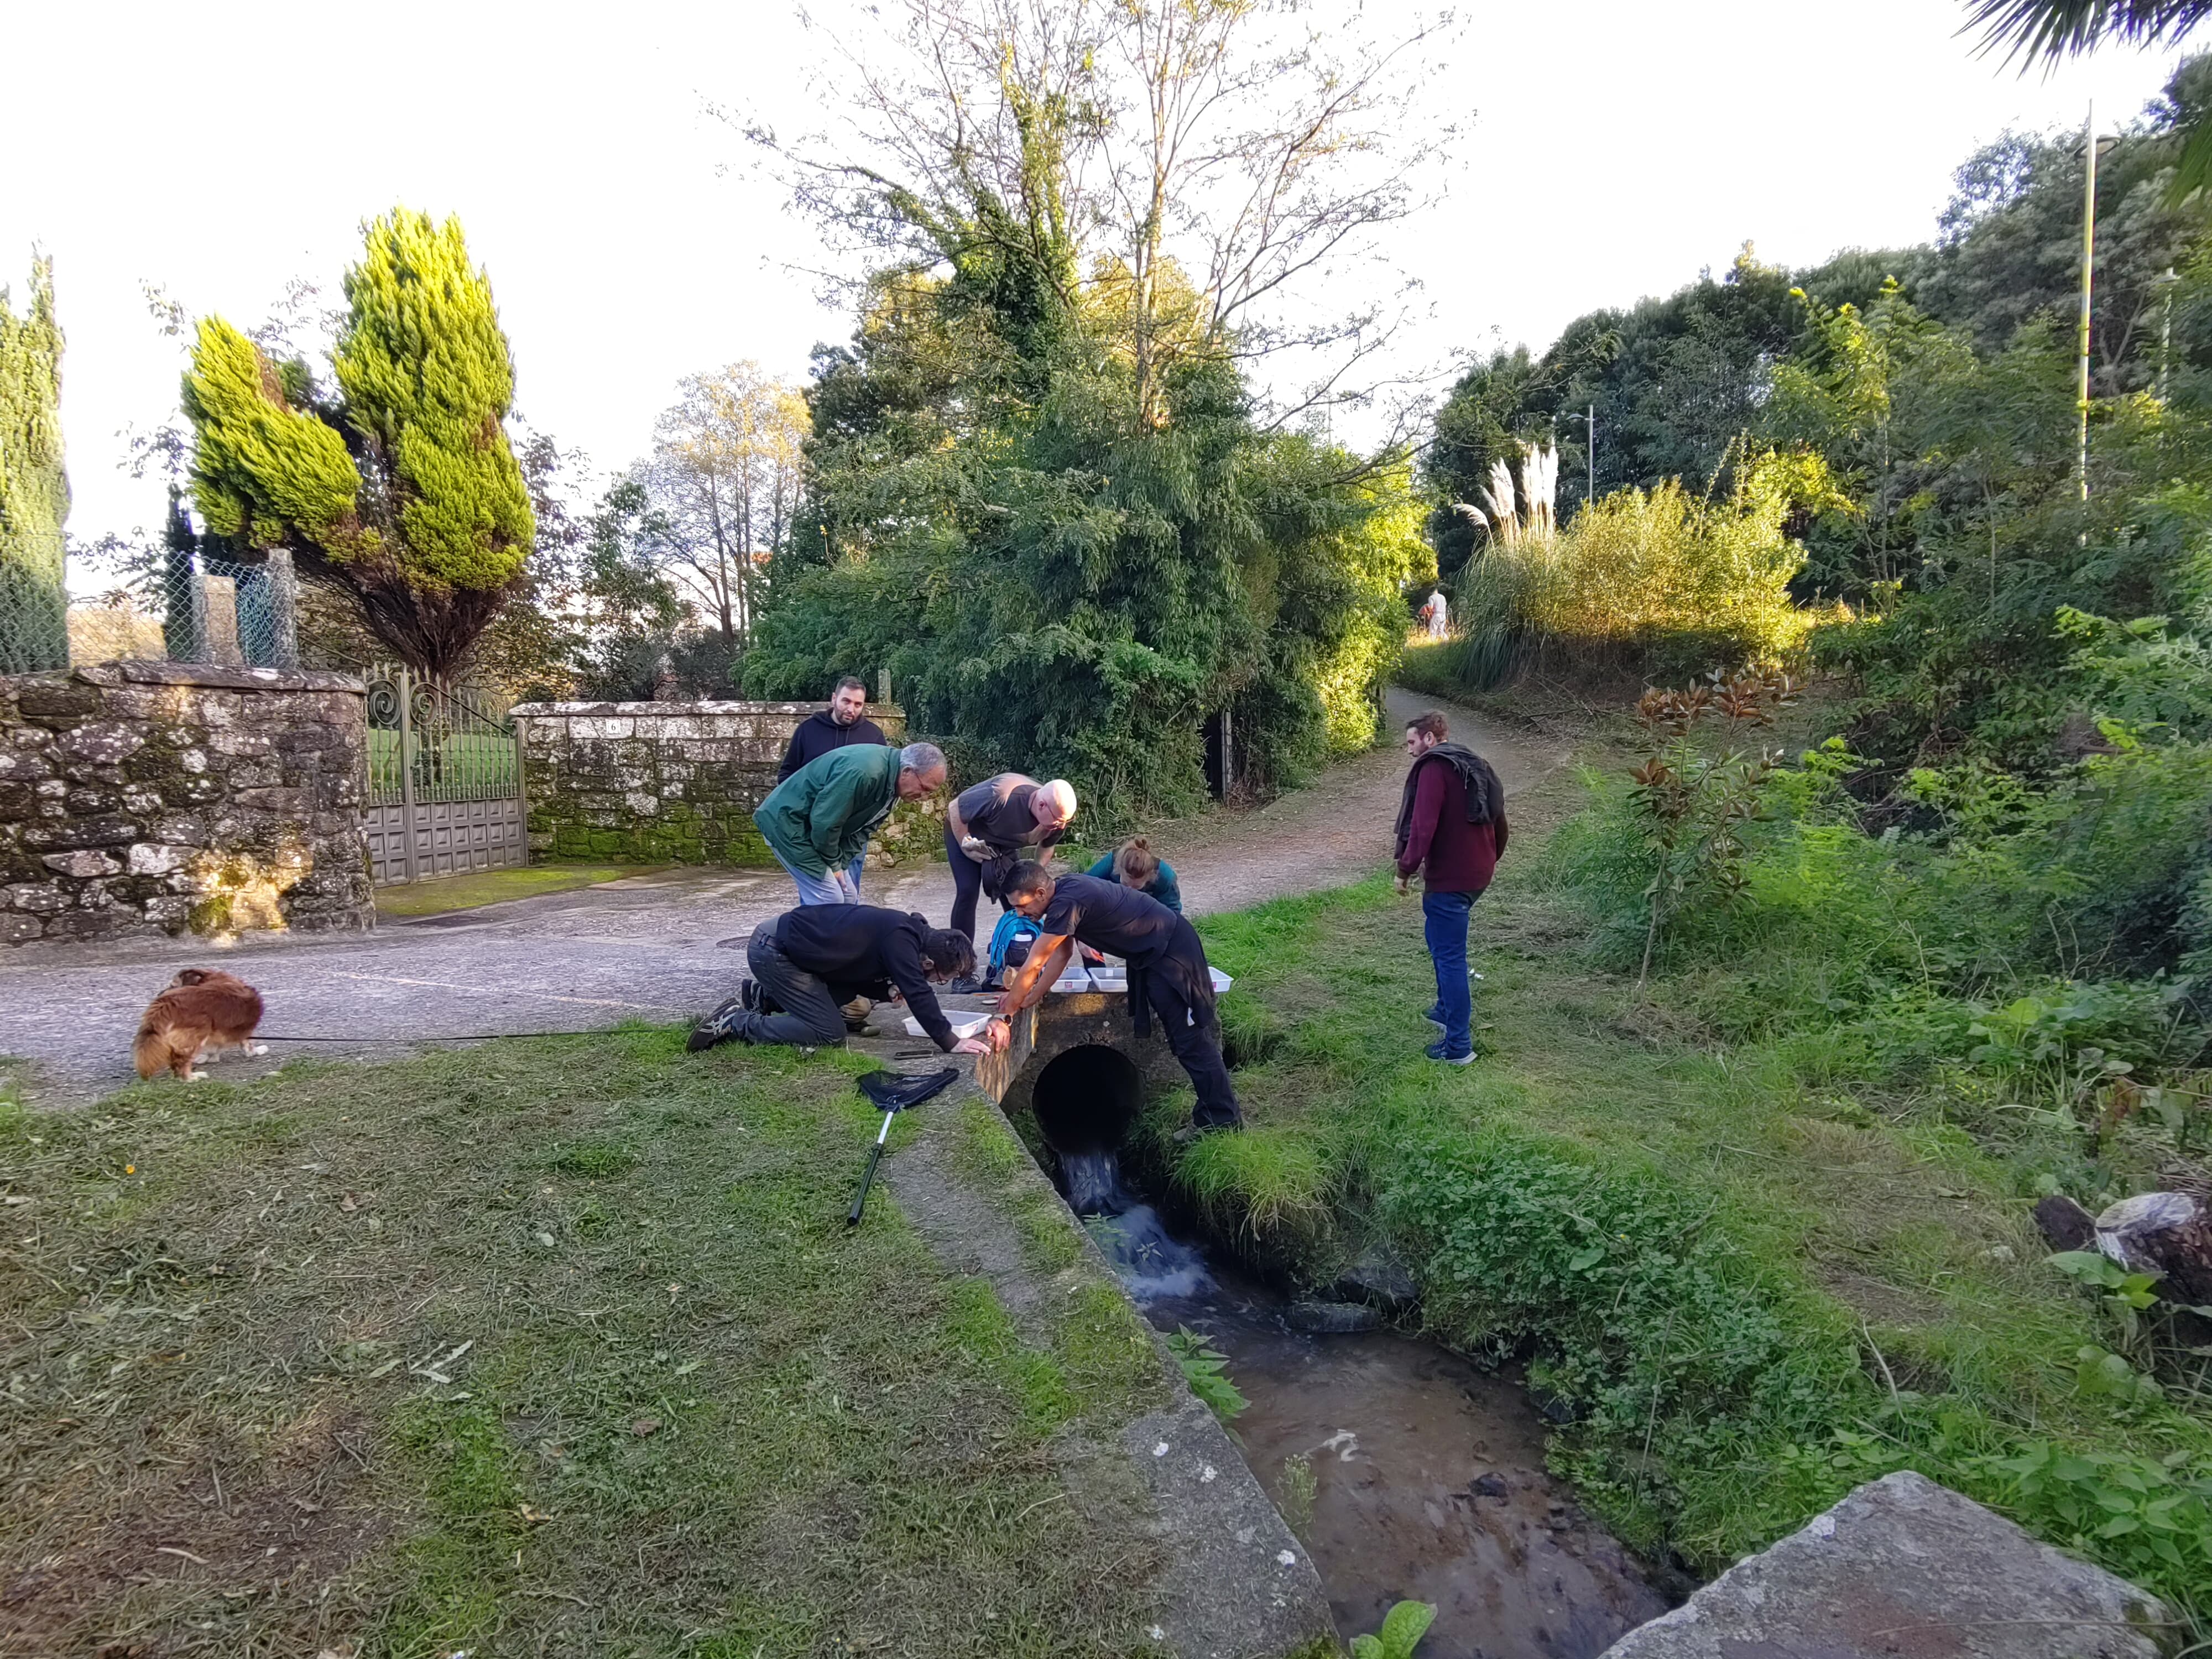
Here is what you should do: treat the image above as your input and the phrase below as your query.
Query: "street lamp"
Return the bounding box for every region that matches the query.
[1553,404,1597,515]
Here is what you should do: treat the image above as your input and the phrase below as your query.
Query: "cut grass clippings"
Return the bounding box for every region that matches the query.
[0,1031,1167,1657]
[373,863,659,919]
[1162,781,2210,1636]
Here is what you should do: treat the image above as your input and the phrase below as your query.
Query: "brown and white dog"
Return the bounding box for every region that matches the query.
[133,968,267,1081]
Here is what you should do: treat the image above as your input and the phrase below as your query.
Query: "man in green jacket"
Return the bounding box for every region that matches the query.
[755,740,948,904]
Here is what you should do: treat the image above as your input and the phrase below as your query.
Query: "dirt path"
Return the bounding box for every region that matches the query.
[0,687,1572,1099]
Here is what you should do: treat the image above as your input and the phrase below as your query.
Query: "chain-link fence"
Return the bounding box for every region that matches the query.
[0,562,71,674]
[27,549,302,674]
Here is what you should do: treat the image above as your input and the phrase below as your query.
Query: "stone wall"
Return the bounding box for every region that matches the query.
[0,661,374,947]
[512,701,943,867]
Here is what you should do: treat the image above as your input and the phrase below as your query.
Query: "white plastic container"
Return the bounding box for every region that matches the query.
[1210,967,1234,993]
[903,1011,992,1039]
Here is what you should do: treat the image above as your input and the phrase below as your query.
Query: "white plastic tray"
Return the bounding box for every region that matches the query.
[903,1011,992,1039]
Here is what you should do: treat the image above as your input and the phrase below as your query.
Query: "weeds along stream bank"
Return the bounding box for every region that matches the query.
[1157,700,2212,1636]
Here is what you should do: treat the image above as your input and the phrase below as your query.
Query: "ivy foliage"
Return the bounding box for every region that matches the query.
[181,209,533,676]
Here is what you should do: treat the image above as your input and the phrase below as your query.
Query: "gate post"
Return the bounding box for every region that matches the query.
[397,665,420,884]
[264,549,300,669]
[510,706,529,868]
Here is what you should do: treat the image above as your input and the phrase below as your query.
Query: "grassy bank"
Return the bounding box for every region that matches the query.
[1150,743,2211,1632]
[0,1031,1166,1657]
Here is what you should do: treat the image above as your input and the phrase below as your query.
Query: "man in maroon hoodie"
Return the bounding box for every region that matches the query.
[1394,711,1508,1064]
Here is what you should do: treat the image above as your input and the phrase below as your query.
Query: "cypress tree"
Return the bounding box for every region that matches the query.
[181,209,534,677]
[0,257,69,673]
[159,486,197,660]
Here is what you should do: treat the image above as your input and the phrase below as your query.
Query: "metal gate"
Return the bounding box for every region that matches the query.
[364,665,528,885]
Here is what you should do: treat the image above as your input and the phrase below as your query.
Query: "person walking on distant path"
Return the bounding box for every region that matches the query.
[687,904,993,1056]
[989,862,1241,1139]
[776,676,886,784]
[1421,588,1450,640]
[755,741,947,906]
[942,773,1077,983]
[1084,836,1182,913]
[1394,709,1507,1065]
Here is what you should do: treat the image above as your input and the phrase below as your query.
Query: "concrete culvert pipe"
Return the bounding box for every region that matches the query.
[1031,1044,1143,1155]
[1032,1045,1144,1215]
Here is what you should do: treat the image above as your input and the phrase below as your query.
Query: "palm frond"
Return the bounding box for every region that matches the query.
[1963,0,2212,67]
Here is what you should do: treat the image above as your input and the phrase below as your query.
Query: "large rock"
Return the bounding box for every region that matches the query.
[2096,1192,2212,1308]
[1599,1471,2170,1659]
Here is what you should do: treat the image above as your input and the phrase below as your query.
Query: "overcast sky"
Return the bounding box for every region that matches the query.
[4,1,2188,557]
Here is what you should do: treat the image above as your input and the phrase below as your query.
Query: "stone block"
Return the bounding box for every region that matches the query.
[0,912,41,945]
[25,816,141,851]
[60,722,147,765]
[40,847,125,878]
[127,843,192,876]
[4,883,68,915]
[1596,1472,2168,1659]
[12,679,103,719]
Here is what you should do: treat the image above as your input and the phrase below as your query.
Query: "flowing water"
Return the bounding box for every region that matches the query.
[1063,1150,1671,1659]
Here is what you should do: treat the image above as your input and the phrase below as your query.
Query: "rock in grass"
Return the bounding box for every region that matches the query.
[1597,1470,2168,1659]
[2095,1191,2212,1306]
[1286,1299,1383,1334]
[1331,1242,1419,1315]
[2032,1193,2096,1252]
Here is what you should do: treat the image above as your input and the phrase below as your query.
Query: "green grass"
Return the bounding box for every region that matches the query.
[1166,774,2210,1631]
[375,862,657,918]
[0,1031,1170,1657]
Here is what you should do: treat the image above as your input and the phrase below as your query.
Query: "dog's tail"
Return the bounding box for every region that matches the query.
[133,1019,170,1081]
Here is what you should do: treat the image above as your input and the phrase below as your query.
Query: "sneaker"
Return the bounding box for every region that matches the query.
[947,974,981,996]
[1172,1121,1242,1146]
[842,996,873,1032]
[1425,1037,1475,1066]
[738,978,766,1013]
[687,994,750,1052]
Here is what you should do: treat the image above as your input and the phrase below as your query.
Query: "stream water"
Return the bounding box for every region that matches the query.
[1066,1150,1672,1659]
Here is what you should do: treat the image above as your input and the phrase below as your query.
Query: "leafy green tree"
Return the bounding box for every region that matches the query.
[0,256,69,673]
[747,40,1423,824]
[180,209,534,677]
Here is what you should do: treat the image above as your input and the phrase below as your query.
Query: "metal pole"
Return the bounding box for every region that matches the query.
[2161,265,2176,402]
[2078,103,2096,503]
[397,665,420,885]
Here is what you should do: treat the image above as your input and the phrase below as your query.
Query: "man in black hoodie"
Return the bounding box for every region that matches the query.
[688,905,993,1056]
[775,677,887,783]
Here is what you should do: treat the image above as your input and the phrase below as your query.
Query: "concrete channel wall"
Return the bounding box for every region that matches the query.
[902,992,1338,1657]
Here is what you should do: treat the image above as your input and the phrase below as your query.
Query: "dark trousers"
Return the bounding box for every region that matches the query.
[1423,889,1477,1056]
[944,827,1022,942]
[730,930,848,1047]
[1141,948,1242,1128]
[946,823,989,940]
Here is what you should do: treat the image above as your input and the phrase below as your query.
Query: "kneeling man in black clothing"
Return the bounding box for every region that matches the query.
[987,862,1242,1135]
[690,906,994,1056]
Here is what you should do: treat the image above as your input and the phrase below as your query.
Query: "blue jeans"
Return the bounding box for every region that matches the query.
[775,847,867,905]
[1423,889,1477,1055]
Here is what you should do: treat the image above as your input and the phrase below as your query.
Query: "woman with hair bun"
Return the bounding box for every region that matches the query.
[1084,835,1182,913]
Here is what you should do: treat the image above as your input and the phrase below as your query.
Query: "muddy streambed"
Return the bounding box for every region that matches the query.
[1074,1164,1671,1659]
